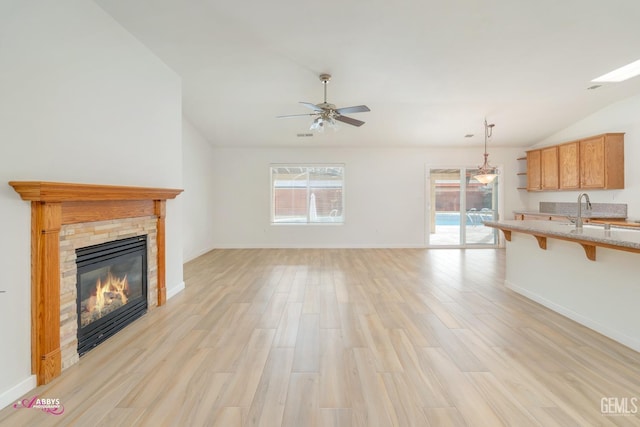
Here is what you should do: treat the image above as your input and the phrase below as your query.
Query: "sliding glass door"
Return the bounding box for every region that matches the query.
[428,168,498,247]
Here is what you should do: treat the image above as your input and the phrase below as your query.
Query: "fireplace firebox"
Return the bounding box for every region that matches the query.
[76,236,148,356]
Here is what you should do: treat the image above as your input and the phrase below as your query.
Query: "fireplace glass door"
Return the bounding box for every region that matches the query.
[76,236,147,355]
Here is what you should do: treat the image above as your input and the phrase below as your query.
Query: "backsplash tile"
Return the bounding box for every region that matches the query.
[539,202,627,218]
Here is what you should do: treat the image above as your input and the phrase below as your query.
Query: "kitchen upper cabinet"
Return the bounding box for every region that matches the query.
[579,133,624,189]
[558,141,580,189]
[526,150,541,191]
[540,146,559,190]
[524,133,624,191]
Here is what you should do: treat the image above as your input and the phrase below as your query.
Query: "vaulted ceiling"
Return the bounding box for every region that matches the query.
[96,0,640,148]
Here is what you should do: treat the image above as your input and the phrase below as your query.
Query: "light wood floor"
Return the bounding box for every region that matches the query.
[2,248,640,426]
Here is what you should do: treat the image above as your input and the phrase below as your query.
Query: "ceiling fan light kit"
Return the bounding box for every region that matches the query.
[277,73,370,133]
[310,115,337,133]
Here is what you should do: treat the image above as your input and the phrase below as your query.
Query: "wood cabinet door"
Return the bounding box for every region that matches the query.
[580,136,605,188]
[603,134,625,189]
[527,150,541,191]
[558,141,579,189]
[541,146,559,190]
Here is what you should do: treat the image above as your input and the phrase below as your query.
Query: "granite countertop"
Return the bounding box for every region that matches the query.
[484,219,640,250]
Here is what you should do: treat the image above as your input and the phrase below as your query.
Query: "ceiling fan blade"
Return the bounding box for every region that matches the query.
[276,113,317,118]
[335,105,370,115]
[299,102,324,112]
[335,115,365,127]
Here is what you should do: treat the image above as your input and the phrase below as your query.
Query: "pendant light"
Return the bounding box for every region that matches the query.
[473,119,498,184]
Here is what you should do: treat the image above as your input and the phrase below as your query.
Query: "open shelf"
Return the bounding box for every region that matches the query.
[517,156,527,190]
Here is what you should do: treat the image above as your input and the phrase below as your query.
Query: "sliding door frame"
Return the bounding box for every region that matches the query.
[425,164,504,248]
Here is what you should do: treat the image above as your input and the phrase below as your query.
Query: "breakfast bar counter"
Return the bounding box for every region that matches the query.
[483,220,640,261]
[482,219,640,352]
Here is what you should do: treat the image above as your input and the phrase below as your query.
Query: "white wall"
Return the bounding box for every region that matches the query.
[182,118,218,261]
[0,0,183,408]
[526,93,640,218]
[207,145,524,248]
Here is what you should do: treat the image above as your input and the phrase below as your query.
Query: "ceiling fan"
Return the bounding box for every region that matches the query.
[277,73,370,132]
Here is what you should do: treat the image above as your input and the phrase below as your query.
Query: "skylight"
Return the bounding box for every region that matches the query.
[592,59,640,82]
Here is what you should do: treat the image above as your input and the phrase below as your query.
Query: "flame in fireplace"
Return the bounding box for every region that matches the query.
[86,271,130,317]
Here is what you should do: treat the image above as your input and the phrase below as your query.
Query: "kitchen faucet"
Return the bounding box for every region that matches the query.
[576,192,592,229]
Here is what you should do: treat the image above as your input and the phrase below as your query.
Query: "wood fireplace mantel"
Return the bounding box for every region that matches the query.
[9,181,183,202]
[9,181,182,385]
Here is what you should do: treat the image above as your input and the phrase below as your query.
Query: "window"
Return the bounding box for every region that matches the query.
[271,165,344,224]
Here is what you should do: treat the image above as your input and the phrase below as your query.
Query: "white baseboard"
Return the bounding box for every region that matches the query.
[209,243,427,249]
[505,279,640,353]
[0,375,36,410]
[166,281,185,300]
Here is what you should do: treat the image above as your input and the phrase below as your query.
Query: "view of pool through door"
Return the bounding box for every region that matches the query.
[428,168,498,247]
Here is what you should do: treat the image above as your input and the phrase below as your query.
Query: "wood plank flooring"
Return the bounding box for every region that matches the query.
[1,248,640,426]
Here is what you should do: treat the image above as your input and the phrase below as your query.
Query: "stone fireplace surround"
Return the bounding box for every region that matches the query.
[9,181,182,386]
[60,216,157,369]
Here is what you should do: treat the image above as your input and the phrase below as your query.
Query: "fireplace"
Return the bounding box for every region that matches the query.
[76,236,148,355]
[9,181,182,385]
